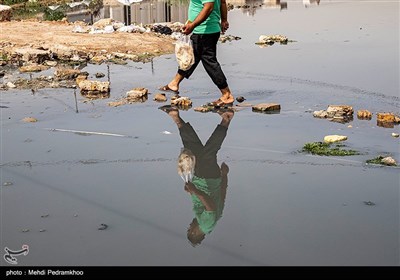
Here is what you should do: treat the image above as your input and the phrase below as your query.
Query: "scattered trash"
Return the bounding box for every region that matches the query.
[21,229,30,233]
[161,131,172,135]
[73,214,78,217]
[46,128,129,138]
[22,117,37,123]
[3,182,13,186]
[151,24,172,35]
[392,133,399,138]
[6,82,16,88]
[256,35,295,46]
[219,35,241,43]
[302,142,360,156]
[98,223,108,230]
[40,214,49,218]
[72,25,86,33]
[39,229,46,232]
[363,201,376,206]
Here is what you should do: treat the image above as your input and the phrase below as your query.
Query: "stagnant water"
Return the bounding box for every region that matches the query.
[1,0,399,265]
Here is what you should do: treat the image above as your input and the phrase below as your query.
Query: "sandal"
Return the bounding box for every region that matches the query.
[159,85,179,94]
[208,98,234,108]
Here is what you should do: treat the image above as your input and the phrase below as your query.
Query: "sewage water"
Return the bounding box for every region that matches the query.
[1,0,399,265]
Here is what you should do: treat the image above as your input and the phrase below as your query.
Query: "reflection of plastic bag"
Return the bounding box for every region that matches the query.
[177,148,195,183]
[175,35,195,71]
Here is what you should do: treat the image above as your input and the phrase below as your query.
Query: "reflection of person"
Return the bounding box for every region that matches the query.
[160,106,234,246]
[159,0,235,107]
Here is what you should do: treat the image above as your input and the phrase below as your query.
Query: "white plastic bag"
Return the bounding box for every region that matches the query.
[175,35,195,71]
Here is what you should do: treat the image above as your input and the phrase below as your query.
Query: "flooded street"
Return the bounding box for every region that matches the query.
[1,0,399,266]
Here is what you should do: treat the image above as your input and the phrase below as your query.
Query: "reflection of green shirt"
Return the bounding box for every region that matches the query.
[191,175,223,234]
[188,0,221,34]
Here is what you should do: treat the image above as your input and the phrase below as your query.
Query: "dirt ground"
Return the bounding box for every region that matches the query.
[0,19,175,57]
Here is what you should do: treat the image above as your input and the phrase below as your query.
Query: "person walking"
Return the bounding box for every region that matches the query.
[160,0,235,107]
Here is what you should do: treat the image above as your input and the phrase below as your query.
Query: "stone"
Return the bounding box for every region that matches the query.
[108,100,127,107]
[48,44,74,61]
[171,96,192,107]
[14,47,50,63]
[324,135,348,143]
[313,105,353,123]
[126,88,148,99]
[75,75,88,86]
[90,55,108,64]
[381,156,397,166]
[153,93,167,102]
[194,106,212,113]
[392,133,399,138]
[79,80,110,93]
[19,64,49,73]
[357,110,372,119]
[54,68,81,80]
[327,105,353,116]
[0,5,12,22]
[377,113,396,123]
[44,60,58,67]
[252,103,281,112]
[112,52,139,61]
[313,110,328,118]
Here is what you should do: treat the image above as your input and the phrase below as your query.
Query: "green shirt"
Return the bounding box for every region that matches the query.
[191,175,224,234]
[188,0,221,34]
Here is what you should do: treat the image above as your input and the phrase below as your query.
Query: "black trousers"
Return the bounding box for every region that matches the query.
[179,122,227,179]
[178,32,228,90]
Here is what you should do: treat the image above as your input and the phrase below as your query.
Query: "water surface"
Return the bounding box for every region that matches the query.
[1,0,399,266]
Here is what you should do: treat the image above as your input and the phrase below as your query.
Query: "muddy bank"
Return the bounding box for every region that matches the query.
[0,19,175,66]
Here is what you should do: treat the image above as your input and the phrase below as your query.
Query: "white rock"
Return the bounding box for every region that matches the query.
[392,133,399,138]
[324,135,348,143]
[382,156,397,166]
